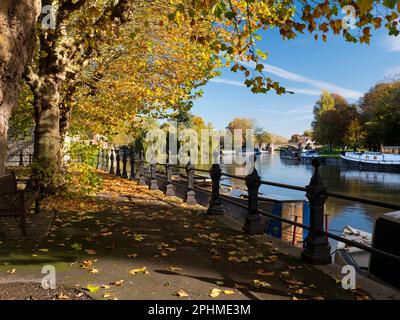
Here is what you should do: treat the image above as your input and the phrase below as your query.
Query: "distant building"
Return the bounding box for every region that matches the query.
[290,134,315,150]
[382,146,400,154]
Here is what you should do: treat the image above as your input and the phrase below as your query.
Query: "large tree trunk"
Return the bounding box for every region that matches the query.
[0,1,41,174]
[33,79,63,187]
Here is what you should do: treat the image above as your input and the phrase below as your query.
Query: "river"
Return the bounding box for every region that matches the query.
[219,153,400,235]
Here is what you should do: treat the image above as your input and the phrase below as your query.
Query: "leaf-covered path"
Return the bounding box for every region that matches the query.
[0,174,369,300]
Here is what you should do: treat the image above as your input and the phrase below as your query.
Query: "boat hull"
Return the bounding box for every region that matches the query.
[340,156,400,173]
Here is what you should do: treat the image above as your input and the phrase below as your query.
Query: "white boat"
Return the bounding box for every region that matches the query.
[300,150,319,159]
[341,151,400,172]
[335,225,372,270]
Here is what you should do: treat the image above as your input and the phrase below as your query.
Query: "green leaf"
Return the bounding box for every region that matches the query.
[255,64,264,72]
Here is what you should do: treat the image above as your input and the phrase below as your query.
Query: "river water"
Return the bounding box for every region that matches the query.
[219,153,400,235]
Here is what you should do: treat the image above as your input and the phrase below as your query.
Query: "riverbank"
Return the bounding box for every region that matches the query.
[0,173,372,300]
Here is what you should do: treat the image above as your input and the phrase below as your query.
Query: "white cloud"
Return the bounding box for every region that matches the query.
[209,78,244,87]
[241,61,363,99]
[384,65,400,78]
[382,35,400,52]
[210,78,327,97]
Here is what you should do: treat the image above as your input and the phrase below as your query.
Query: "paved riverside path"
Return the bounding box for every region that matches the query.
[0,174,368,300]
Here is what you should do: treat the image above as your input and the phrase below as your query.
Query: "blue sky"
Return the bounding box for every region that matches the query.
[191,27,400,138]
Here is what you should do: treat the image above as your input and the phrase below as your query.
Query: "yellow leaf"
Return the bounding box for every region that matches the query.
[209,288,221,298]
[129,267,148,275]
[90,268,99,274]
[176,289,189,297]
[85,284,100,293]
[223,290,235,295]
[127,253,138,258]
[6,268,16,275]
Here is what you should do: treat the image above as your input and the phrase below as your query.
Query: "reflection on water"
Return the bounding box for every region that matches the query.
[220,153,400,234]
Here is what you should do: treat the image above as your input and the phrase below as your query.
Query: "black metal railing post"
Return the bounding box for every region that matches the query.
[243,166,263,234]
[28,153,32,166]
[164,161,175,196]
[109,149,115,174]
[301,158,332,265]
[101,150,105,170]
[130,149,135,180]
[207,163,225,215]
[96,150,101,169]
[184,162,197,205]
[105,149,109,171]
[149,162,158,190]
[138,152,147,186]
[19,152,24,166]
[122,149,128,178]
[115,149,121,177]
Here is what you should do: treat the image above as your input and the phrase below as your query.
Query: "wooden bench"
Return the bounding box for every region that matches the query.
[0,172,40,236]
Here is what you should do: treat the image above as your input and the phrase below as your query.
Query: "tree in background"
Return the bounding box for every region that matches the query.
[344,119,365,151]
[359,80,400,150]
[227,117,255,147]
[255,127,272,147]
[312,91,358,151]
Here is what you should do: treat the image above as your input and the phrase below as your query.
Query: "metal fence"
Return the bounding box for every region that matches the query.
[94,148,400,266]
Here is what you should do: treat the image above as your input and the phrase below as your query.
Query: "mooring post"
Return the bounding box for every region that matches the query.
[19,151,24,166]
[207,163,225,215]
[96,150,101,169]
[184,162,197,205]
[165,160,175,196]
[109,149,115,174]
[301,158,332,265]
[115,149,121,177]
[149,162,158,190]
[122,149,128,178]
[138,152,147,186]
[243,166,263,234]
[105,150,109,171]
[130,149,135,180]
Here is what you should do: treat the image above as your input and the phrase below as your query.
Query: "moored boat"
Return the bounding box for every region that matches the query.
[335,225,372,270]
[340,151,400,172]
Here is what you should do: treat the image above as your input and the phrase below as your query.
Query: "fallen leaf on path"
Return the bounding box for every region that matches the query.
[85,249,97,255]
[6,268,16,275]
[285,279,304,286]
[84,284,100,293]
[251,280,271,288]
[110,280,124,286]
[129,267,149,275]
[90,268,99,274]
[223,290,235,295]
[175,290,189,297]
[56,292,70,300]
[256,269,275,276]
[209,288,222,298]
[71,243,83,251]
[169,266,183,272]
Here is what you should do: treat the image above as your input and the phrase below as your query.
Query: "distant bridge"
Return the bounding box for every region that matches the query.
[270,143,298,151]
